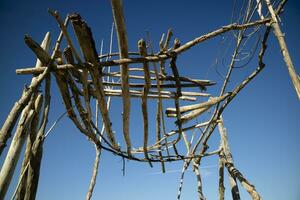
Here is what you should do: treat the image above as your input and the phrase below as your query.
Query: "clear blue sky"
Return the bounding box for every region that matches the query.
[0,0,299,200]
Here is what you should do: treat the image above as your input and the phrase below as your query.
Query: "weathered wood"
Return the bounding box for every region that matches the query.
[0,17,68,156]
[103,88,208,97]
[86,146,101,200]
[153,32,167,172]
[148,121,210,151]
[24,32,92,139]
[218,152,225,200]
[111,0,132,155]
[16,18,271,74]
[264,0,300,100]
[218,117,241,200]
[70,13,119,150]
[15,95,42,200]
[219,118,261,200]
[0,96,38,199]
[192,162,205,200]
[100,89,197,101]
[100,81,211,89]
[138,39,152,165]
[169,39,183,146]
[170,93,230,123]
[166,93,230,115]
[24,74,51,200]
[49,9,83,64]
[16,32,50,200]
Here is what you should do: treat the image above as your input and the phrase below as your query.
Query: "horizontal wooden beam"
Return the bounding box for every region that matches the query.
[16,18,270,75]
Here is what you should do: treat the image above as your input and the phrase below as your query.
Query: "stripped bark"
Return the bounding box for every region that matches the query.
[218,152,225,200]
[177,161,189,200]
[153,34,167,172]
[16,18,271,74]
[170,39,183,146]
[264,0,300,100]
[16,32,51,200]
[0,96,38,199]
[0,20,66,155]
[24,74,51,200]
[217,117,240,200]
[138,39,152,165]
[85,146,101,200]
[111,0,132,155]
[192,162,205,200]
[98,89,196,101]
[166,93,230,115]
[70,14,119,150]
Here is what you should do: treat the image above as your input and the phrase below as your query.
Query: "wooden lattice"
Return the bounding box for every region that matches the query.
[0,0,298,200]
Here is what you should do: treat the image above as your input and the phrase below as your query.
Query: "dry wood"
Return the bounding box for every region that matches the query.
[146,121,210,152]
[192,162,205,200]
[85,146,101,200]
[16,18,271,76]
[163,28,173,52]
[174,107,210,124]
[0,96,37,199]
[219,120,260,200]
[111,0,132,155]
[175,13,275,190]
[70,13,119,150]
[169,39,184,147]
[23,31,92,138]
[100,81,211,89]
[15,96,42,200]
[218,151,225,200]
[15,32,50,200]
[0,2,293,199]
[49,10,83,64]
[147,31,167,172]
[104,88,208,97]
[166,93,230,115]
[138,39,152,164]
[52,11,94,119]
[24,74,51,200]
[0,18,67,156]
[264,0,300,100]
[177,161,189,200]
[69,15,95,122]
[99,51,139,59]
[100,89,196,101]
[218,118,241,200]
[191,26,272,165]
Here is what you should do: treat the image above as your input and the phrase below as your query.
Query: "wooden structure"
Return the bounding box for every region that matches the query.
[0,0,298,199]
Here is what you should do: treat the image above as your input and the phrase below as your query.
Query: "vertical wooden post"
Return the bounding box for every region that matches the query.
[111,0,132,155]
[0,95,40,199]
[16,32,51,200]
[265,0,300,100]
[218,117,241,200]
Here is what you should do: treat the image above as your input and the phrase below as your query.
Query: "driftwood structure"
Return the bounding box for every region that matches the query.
[0,0,298,199]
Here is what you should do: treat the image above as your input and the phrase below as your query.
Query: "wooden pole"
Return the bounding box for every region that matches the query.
[218,117,241,200]
[264,0,300,100]
[70,14,119,150]
[111,0,132,155]
[15,32,51,200]
[138,39,152,165]
[0,95,39,199]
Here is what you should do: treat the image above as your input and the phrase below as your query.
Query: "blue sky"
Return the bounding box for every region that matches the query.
[0,0,299,200]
